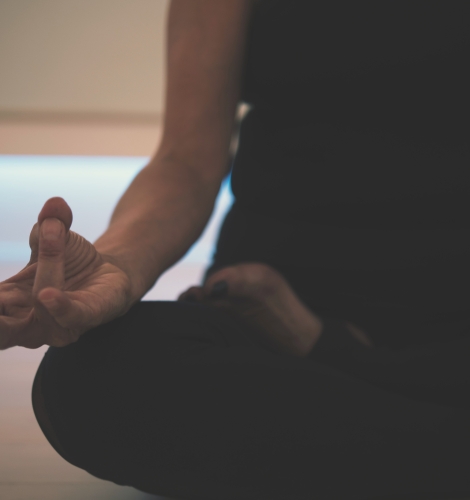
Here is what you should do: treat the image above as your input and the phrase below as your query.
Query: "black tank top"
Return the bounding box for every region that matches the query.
[232,0,470,229]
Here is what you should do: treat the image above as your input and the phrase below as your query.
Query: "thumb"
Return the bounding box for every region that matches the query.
[28,197,73,267]
[37,197,73,231]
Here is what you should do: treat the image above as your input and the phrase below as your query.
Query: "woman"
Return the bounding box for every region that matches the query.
[2,0,470,498]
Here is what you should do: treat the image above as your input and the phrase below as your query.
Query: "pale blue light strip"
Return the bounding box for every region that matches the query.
[0,155,234,265]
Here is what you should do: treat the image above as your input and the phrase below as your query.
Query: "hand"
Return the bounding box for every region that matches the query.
[0,197,134,350]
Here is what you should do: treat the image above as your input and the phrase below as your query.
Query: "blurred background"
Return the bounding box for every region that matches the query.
[0,1,235,498]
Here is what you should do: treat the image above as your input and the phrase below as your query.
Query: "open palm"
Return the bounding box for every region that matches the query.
[0,198,133,350]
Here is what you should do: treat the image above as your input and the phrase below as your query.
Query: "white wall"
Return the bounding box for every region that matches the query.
[0,0,169,118]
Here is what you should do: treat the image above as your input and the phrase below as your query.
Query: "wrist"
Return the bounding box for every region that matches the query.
[99,251,150,305]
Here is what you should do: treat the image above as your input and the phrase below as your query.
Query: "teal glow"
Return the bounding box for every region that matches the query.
[0,155,234,264]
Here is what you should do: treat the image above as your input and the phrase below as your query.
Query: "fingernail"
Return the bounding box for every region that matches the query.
[41,218,63,241]
[209,280,228,298]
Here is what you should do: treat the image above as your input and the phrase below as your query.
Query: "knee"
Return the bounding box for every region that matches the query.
[32,359,72,463]
[32,340,137,483]
[30,300,217,481]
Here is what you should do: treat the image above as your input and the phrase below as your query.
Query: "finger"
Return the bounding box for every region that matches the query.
[0,315,29,350]
[3,261,37,283]
[202,267,238,297]
[33,197,73,295]
[36,288,90,332]
[177,286,205,302]
[33,218,66,296]
[37,197,73,230]
[28,198,72,267]
[0,319,12,350]
[32,217,67,296]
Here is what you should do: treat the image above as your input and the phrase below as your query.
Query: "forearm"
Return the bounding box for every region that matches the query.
[92,0,251,303]
[93,153,223,302]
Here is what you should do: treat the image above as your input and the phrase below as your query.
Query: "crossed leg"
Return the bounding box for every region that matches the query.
[32,299,470,500]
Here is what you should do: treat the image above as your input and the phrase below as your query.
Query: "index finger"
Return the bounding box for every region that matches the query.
[32,198,73,298]
[0,315,28,350]
[32,217,67,296]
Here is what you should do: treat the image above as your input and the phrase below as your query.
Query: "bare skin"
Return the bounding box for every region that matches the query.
[0,0,253,350]
[0,197,133,350]
[0,1,371,355]
[178,262,373,358]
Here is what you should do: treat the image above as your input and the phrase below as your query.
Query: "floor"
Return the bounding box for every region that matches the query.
[0,154,233,500]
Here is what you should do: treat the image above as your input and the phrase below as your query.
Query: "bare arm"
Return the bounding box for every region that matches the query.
[94,0,253,301]
[0,0,254,350]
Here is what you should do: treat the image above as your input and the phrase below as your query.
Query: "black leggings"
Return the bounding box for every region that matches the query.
[33,299,470,500]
